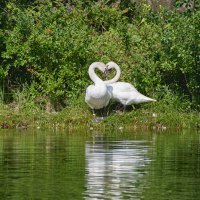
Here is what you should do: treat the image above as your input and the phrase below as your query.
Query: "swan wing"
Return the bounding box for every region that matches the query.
[85,85,95,109]
[108,82,138,93]
[107,84,156,106]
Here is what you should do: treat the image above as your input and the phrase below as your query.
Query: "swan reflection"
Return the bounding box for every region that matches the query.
[84,139,151,199]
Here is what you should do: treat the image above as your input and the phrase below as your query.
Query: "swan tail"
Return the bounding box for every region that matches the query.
[128,93,157,104]
[140,95,157,103]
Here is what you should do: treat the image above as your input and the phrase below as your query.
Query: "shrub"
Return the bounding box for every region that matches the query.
[0,0,199,111]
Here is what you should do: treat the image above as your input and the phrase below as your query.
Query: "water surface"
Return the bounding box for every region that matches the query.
[0,129,199,200]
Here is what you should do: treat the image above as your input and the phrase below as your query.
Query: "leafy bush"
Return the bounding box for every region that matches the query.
[0,0,199,111]
[154,8,200,106]
[2,1,91,101]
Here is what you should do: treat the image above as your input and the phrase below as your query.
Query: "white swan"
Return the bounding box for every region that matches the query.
[85,62,111,115]
[104,61,156,109]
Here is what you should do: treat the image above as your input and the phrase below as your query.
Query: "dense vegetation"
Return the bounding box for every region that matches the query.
[0,0,199,129]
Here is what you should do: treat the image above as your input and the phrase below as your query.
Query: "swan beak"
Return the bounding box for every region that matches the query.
[104,67,109,76]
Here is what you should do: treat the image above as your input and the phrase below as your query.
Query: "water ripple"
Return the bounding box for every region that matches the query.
[84,140,151,199]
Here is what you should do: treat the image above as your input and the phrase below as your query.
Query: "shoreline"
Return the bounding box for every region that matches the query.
[0,106,199,131]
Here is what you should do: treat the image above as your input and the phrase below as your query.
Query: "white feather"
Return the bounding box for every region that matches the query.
[104,62,156,106]
[85,62,111,110]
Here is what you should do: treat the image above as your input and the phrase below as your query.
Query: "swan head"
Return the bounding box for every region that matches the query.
[105,62,113,76]
[106,61,118,71]
[90,62,107,74]
[105,61,121,78]
[105,61,121,74]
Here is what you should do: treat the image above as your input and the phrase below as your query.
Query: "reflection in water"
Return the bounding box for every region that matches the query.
[0,130,200,199]
[84,137,151,199]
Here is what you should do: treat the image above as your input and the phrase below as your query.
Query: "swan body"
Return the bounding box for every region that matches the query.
[104,61,156,106]
[85,62,111,111]
[107,84,156,105]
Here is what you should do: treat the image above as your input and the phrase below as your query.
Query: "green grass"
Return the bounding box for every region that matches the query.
[0,88,199,131]
[0,96,199,131]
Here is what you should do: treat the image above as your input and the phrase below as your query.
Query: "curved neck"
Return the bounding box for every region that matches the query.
[104,63,121,84]
[88,63,103,84]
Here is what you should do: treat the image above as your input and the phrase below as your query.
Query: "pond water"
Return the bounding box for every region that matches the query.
[0,128,200,200]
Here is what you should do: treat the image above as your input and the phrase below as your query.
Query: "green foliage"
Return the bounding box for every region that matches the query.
[0,0,199,112]
[156,9,200,105]
[2,1,92,101]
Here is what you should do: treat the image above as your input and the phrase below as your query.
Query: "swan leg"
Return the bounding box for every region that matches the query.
[91,109,101,123]
[118,103,125,112]
[123,105,126,113]
[104,107,109,117]
[115,103,124,112]
[132,105,136,110]
[100,107,107,118]
[91,109,105,123]
[106,107,110,117]
[100,109,104,118]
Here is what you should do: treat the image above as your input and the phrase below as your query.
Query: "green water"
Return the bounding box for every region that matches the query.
[0,129,199,200]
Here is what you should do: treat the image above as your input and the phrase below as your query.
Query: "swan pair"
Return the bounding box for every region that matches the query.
[85,61,156,115]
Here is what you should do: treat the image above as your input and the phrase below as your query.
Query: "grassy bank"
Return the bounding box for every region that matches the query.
[0,96,199,131]
[0,1,199,132]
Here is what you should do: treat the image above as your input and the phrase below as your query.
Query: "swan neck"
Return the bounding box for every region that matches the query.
[104,64,121,84]
[88,63,103,84]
